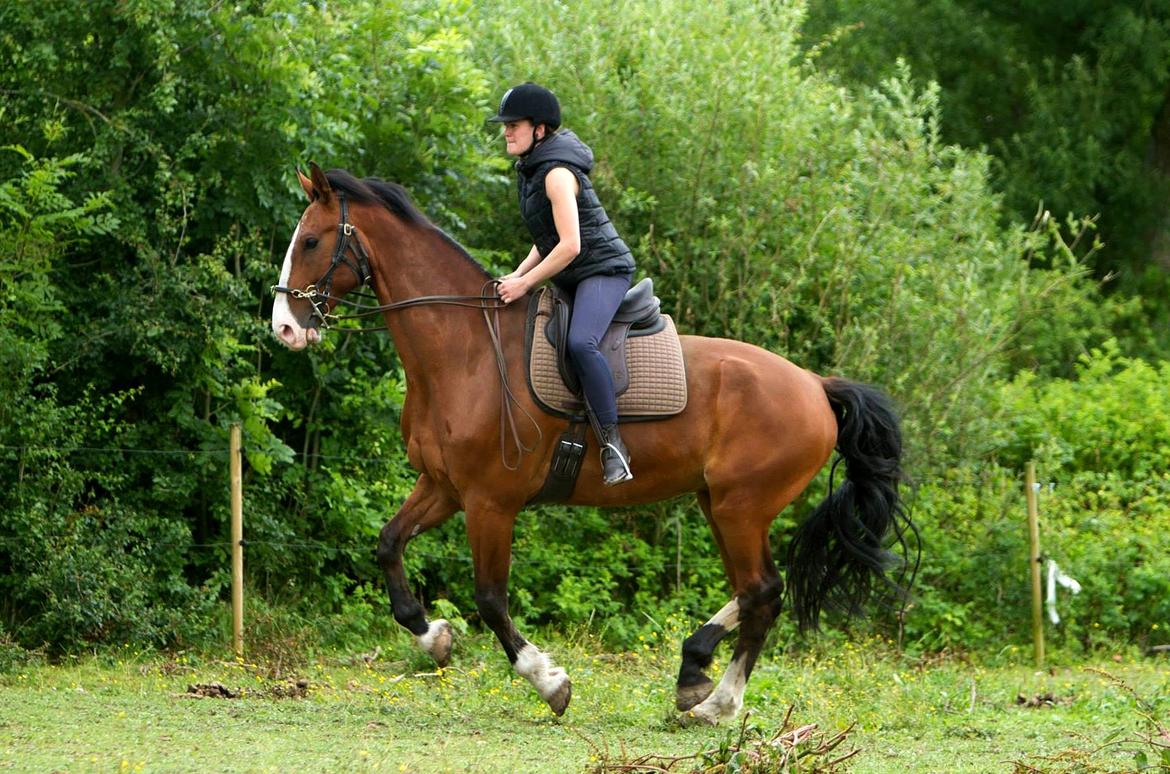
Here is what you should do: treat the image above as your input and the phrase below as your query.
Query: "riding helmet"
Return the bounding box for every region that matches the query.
[487,82,561,130]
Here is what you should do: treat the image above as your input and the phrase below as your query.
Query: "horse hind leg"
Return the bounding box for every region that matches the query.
[677,598,740,711]
[684,569,783,725]
[676,490,739,711]
[682,491,787,724]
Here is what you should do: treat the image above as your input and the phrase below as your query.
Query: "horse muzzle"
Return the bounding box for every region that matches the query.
[271,289,324,350]
[273,320,321,350]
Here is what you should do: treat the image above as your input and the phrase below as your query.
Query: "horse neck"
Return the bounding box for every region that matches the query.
[360,206,509,385]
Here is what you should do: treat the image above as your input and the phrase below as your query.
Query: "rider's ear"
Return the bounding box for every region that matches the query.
[307,161,333,205]
[297,166,315,203]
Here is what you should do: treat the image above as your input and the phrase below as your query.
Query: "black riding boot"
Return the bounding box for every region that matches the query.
[598,424,633,485]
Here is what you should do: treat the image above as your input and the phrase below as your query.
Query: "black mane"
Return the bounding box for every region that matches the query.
[324,169,490,278]
[325,169,429,225]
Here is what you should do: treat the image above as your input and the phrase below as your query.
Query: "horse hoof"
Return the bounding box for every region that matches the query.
[546,678,572,717]
[676,677,715,711]
[679,708,719,727]
[680,693,741,726]
[416,619,453,667]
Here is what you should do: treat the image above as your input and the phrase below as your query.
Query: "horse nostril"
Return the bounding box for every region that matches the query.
[277,324,296,344]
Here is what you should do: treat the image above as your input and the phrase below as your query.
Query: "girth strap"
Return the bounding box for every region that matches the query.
[528,421,588,504]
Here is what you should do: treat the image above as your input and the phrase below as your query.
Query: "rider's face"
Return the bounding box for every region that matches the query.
[503,120,544,156]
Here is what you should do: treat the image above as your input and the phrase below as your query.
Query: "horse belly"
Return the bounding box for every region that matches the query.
[566,436,707,507]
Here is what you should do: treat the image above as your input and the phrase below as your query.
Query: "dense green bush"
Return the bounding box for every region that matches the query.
[472,0,1111,465]
[0,149,211,648]
[0,0,499,651]
[0,0,1160,658]
[801,0,1170,348]
[1000,346,1170,649]
[906,347,1170,653]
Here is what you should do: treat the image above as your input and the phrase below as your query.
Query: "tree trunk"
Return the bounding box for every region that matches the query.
[1146,84,1170,271]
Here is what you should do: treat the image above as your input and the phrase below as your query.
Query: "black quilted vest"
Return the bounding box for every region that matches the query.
[516,130,635,288]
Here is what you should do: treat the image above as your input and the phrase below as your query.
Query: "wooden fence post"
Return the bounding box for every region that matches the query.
[1026,461,1044,669]
[230,423,244,659]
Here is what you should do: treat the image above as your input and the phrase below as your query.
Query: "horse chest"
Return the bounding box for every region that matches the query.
[403,411,494,487]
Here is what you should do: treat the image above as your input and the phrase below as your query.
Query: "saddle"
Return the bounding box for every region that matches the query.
[524,278,688,421]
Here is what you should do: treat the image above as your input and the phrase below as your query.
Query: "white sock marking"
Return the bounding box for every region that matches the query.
[514,643,568,700]
[415,619,448,653]
[707,599,741,631]
[689,653,749,724]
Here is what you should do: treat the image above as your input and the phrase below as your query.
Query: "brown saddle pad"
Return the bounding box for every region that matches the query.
[524,287,688,420]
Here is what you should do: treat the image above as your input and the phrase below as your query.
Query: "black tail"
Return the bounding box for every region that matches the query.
[786,377,917,632]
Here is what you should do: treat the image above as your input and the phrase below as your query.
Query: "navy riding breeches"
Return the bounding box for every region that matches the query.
[562,273,632,426]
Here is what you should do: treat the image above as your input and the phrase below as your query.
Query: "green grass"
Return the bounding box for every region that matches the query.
[1,632,1167,773]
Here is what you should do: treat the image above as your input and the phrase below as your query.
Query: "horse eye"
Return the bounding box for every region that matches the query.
[305,236,319,250]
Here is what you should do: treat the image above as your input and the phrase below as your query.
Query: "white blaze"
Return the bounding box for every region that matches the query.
[271,221,312,350]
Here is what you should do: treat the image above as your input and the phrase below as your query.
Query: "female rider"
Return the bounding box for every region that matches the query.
[491,82,635,485]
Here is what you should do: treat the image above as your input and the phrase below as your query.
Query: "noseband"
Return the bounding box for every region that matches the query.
[270,192,372,329]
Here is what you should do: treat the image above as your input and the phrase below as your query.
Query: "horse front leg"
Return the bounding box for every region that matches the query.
[466,501,571,716]
[376,474,460,666]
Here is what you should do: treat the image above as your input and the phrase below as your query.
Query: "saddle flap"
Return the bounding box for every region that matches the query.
[540,285,632,397]
[544,289,580,395]
[599,322,632,394]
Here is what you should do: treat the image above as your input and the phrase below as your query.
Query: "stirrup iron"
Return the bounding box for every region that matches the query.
[598,424,633,486]
[583,399,633,486]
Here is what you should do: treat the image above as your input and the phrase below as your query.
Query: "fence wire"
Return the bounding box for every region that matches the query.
[1,442,724,574]
[0,443,396,465]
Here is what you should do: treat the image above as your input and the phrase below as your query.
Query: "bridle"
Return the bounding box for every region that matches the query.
[270,192,373,330]
[270,192,542,468]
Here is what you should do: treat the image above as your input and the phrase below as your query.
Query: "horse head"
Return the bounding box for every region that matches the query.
[271,162,372,350]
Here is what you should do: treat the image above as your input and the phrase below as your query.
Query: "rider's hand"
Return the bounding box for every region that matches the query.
[497,275,530,305]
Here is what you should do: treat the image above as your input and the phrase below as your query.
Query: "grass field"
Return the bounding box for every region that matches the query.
[1,632,1167,773]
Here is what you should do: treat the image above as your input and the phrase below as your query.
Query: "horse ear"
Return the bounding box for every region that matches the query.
[296,166,315,202]
[308,161,333,205]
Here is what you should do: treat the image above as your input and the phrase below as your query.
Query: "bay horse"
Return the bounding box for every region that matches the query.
[270,163,912,724]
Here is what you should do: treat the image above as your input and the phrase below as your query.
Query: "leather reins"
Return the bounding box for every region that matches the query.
[271,193,542,469]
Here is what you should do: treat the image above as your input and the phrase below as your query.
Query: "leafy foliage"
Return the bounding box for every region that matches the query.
[0,0,1163,660]
[907,346,1170,652]
[0,148,206,647]
[474,1,1112,465]
[0,0,499,651]
[801,0,1170,349]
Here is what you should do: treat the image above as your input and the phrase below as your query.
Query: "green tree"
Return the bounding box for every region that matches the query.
[0,0,501,650]
[0,0,1136,655]
[802,0,1170,349]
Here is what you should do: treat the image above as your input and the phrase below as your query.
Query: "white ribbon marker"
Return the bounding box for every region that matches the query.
[1046,560,1082,625]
